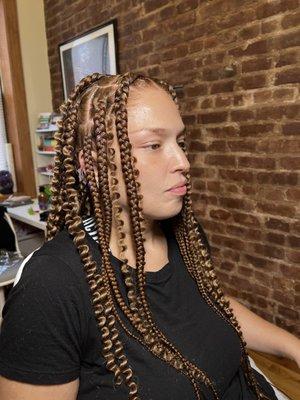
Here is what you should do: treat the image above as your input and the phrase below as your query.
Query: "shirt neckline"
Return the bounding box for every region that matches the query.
[83,217,175,285]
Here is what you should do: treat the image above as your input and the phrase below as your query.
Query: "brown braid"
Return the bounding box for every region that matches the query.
[46,73,272,400]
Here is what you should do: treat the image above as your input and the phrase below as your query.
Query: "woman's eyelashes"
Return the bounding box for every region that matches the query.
[144,140,186,151]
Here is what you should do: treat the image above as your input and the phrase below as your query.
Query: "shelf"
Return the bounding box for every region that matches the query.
[36,150,56,155]
[36,124,58,133]
[39,171,53,177]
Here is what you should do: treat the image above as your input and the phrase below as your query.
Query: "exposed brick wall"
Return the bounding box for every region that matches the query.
[44,0,300,335]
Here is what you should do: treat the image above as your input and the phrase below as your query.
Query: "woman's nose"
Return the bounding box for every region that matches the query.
[171,146,190,173]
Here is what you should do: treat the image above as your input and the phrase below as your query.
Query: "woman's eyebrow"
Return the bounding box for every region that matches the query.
[131,127,186,136]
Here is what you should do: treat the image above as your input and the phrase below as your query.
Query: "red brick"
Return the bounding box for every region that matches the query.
[189,140,206,152]
[224,183,239,194]
[204,36,219,50]
[207,181,221,192]
[189,39,204,53]
[257,172,298,185]
[176,0,198,14]
[168,10,196,30]
[261,19,279,34]
[229,39,269,56]
[211,80,235,94]
[228,140,256,152]
[273,290,295,306]
[218,9,256,30]
[286,250,300,263]
[260,188,285,202]
[275,68,300,85]
[199,111,228,124]
[277,30,300,49]
[256,105,300,120]
[279,157,300,170]
[244,254,267,269]
[227,225,261,241]
[210,208,231,220]
[159,48,174,61]
[277,305,298,320]
[253,89,273,103]
[257,202,296,218]
[200,98,213,109]
[221,261,236,272]
[286,188,300,201]
[144,0,166,13]
[215,95,232,108]
[287,235,300,247]
[242,58,272,73]
[231,109,254,122]
[265,232,285,246]
[238,123,275,137]
[219,169,254,183]
[282,11,300,29]
[240,24,260,39]
[257,139,300,154]
[205,154,236,167]
[207,140,227,152]
[207,126,238,138]
[159,5,175,20]
[186,84,208,97]
[232,212,260,227]
[250,242,285,260]
[282,122,300,136]
[219,196,253,212]
[265,217,290,232]
[240,74,266,90]
[276,50,299,67]
[238,157,275,170]
[238,265,254,277]
[273,88,295,101]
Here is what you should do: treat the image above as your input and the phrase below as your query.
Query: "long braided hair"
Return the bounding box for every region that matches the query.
[46,72,271,400]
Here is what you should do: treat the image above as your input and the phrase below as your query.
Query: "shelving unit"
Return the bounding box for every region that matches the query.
[34,113,60,187]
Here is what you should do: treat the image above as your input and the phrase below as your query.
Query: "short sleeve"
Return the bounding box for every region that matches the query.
[0,253,89,384]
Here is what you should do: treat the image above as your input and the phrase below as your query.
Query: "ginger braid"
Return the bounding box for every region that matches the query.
[110,73,221,398]
[48,75,140,398]
[47,72,272,400]
[47,72,105,239]
[170,156,272,398]
[83,102,140,397]
[76,74,219,397]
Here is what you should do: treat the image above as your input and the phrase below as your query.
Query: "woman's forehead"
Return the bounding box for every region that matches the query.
[127,86,183,134]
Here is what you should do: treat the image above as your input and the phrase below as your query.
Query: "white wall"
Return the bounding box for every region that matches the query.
[16,0,53,192]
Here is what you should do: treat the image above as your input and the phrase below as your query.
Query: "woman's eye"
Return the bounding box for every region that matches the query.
[178,141,185,148]
[147,144,160,150]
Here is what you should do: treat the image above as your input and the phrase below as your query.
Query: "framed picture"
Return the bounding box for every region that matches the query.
[59,20,118,99]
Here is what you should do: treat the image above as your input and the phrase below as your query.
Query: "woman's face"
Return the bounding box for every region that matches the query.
[114,84,190,221]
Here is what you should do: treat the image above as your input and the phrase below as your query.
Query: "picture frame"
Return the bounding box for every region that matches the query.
[59,20,118,100]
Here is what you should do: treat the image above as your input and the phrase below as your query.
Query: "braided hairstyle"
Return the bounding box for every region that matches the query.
[46,72,271,400]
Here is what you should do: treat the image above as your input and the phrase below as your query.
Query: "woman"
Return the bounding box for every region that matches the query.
[0,73,299,399]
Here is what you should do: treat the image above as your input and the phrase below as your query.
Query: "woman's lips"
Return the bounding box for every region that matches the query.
[168,185,187,195]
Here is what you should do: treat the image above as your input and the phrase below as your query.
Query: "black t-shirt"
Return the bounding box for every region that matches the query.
[0,220,277,399]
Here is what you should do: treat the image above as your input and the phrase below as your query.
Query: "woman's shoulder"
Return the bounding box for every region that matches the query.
[15,229,89,289]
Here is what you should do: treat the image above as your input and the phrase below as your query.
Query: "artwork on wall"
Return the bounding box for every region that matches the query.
[59,20,118,99]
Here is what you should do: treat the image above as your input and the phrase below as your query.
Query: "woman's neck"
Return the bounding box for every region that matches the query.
[109,213,167,269]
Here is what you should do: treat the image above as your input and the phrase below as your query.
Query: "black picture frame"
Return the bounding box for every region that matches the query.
[59,20,118,100]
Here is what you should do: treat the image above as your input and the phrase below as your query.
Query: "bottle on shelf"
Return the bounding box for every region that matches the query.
[38,185,48,210]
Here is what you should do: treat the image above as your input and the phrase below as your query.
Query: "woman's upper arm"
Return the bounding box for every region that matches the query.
[0,376,79,400]
[0,253,88,387]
